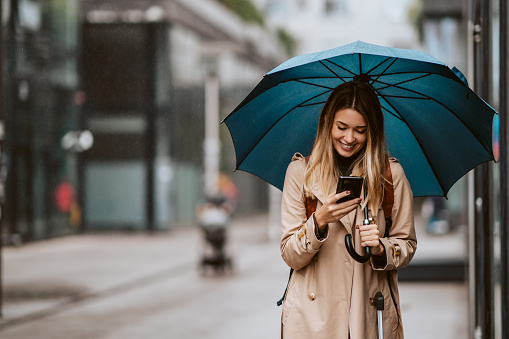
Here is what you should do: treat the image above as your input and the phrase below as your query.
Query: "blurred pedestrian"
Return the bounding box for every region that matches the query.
[280,81,417,338]
[197,195,233,273]
[218,172,239,213]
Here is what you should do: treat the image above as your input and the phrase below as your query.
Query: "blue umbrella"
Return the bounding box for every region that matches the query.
[223,41,497,197]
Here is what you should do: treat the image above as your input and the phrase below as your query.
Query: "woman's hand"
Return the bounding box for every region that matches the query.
[356,223,385,255]
[314,191,361,229]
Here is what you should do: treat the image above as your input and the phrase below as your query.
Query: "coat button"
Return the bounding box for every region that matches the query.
[308,292,316,301]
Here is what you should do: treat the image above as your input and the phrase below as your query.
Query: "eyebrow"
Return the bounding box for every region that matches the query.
[336,120,367,129]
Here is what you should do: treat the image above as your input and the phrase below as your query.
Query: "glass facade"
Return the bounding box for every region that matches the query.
[3,0,81,241]
[79,8,273,230]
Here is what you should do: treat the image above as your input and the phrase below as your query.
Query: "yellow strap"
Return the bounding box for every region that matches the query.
[298,224,307,239]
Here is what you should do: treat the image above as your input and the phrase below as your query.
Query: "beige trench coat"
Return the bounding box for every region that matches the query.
[280,154,417,339]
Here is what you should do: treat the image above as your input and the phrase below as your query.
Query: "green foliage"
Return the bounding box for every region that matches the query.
[408,0,424,43]
[217,0,265,26]
[276,28,297,57]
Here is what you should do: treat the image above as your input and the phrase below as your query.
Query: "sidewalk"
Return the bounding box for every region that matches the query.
[0,214,468,338]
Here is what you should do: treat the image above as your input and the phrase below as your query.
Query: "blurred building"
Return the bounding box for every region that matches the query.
[251,0,420,55]
[1,0,286,239]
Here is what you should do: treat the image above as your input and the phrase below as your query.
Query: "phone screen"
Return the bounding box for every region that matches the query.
[336,176,364,204]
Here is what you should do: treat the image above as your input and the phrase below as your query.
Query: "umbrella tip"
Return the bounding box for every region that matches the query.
[354,73,372,84]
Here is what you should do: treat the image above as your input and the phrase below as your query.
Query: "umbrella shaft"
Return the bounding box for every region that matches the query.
[377,310,383,339]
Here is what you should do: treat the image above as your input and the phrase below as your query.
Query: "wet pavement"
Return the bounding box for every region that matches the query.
[0,214,468,338]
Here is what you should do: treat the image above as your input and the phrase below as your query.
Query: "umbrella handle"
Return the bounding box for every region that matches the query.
[345,234,371,263]
[345,186,372,263]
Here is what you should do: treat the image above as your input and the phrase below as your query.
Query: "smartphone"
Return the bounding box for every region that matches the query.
[336,176,364,204]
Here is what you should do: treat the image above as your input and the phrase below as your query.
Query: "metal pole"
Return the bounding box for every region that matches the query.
[0,0,3,318]
[204,58,220,197]
[145,23,157,231]
[473,0,495,337]
[374,292,384,339]
[466,1,477,337]
[472,3,484,337]
[481,0,494,337]
[499,1,508,338]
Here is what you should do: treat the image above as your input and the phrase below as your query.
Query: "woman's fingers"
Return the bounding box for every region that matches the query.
[316,192,361,225]
[356,224,380,247]
[332,190,352,203]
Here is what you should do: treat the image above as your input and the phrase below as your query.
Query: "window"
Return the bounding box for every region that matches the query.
[325,0,346,15]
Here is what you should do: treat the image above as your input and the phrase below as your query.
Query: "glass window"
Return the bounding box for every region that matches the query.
[325,0,346,15]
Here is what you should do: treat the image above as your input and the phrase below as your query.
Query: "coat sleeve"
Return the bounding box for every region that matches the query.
[371,161,417,271]
[280,159,326,270]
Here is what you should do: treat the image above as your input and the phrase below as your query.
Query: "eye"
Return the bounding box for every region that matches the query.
[356,129,366,134]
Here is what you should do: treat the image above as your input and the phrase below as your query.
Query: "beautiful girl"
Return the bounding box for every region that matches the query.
[280,81,417,338]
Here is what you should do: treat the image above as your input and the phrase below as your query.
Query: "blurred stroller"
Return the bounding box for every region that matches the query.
[197,195,233,273]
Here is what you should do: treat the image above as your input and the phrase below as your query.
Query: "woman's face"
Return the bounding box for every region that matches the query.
[331,108,367,158]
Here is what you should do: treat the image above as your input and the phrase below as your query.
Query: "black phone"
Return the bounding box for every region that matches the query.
[336,176,364,204]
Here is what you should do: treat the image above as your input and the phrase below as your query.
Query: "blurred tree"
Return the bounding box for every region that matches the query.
[217,0,265,26]
[276,27,297,56]
[408,0,424,43]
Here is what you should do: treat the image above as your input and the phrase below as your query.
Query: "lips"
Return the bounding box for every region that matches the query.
[340,141,355,151]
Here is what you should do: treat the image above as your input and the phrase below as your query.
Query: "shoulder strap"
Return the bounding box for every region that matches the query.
[382,159,394,237]
[304,156,317,219]
[304,195,317,219]
[382,159,394,219]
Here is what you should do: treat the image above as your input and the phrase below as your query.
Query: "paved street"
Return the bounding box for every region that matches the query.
[1,215,467,338]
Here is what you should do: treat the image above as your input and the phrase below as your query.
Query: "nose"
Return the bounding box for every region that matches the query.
[344,130,355,143]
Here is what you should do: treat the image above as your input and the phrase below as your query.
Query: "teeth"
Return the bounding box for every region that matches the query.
[341,142,354,149]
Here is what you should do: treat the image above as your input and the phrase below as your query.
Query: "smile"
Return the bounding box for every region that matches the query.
[340,142,355,150]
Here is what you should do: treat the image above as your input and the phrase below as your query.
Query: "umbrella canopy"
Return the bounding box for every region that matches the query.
[223,41,497,197]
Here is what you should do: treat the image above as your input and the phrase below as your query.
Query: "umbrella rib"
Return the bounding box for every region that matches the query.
[370,70,437,77]
[426,97,494,157]
[295,88,333,106]
[367,58,397,83]
[295,79,337,90]
[299,101,327,107]
[379,105,405,121]
[319,60,351,80]
[289,71,433,93]
[322,59,357,77]
[367,69,466,90]
[374,73,432,94]
[380,89,495,192]
[378,95,449,196]
[380,94,428,99]
[235,89,332,168]
[371,68,467,87]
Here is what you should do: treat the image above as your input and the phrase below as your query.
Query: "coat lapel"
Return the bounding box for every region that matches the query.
[340,209,357,233]
[309,182,326,205]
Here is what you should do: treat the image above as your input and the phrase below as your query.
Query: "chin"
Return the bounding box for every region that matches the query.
[335,146,356,158]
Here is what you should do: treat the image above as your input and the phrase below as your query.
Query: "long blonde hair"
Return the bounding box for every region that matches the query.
[303,81,388,214]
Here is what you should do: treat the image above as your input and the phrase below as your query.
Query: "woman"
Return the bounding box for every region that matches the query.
[280,81,417,338]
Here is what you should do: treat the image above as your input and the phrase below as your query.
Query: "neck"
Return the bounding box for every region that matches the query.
[336,152,360,176]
